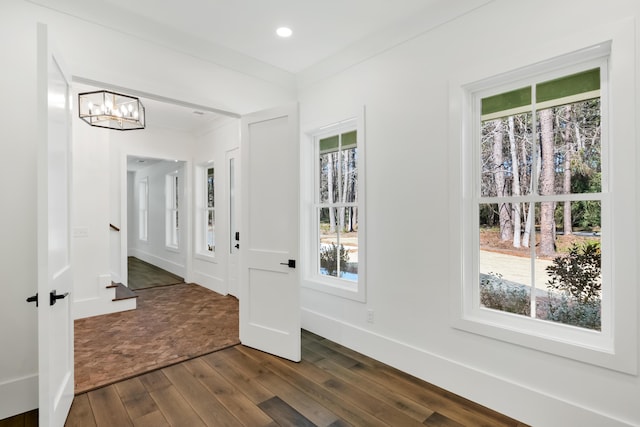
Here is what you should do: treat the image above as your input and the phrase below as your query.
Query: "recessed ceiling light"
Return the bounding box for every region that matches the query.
[276,27,292,38]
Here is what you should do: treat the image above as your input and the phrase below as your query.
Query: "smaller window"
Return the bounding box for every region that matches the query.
[206,166,215,254]
[302,113,366,302]
[138,177,148,241]
[195,164,215,258]
[165,172,179,248]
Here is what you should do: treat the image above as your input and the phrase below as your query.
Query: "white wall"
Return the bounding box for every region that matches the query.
[298,1,640,426]
[0,0,294,419]
[190,119,241,295]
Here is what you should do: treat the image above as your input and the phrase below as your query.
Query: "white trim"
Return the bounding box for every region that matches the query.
[0,374,38,420]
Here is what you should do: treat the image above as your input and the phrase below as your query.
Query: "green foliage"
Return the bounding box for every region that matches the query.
[571,172,601,229]
[480,273,530,316]
[546,241,601,304]
[320,243,349,277]
[539,294,601,330]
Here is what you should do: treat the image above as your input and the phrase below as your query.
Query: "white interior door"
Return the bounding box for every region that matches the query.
[240,104,300,362]
[227,148,240,297]
[36,23,74,426]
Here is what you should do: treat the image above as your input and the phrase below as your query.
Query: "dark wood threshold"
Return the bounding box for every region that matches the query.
[111,283,138,301]
[0,408,38,426]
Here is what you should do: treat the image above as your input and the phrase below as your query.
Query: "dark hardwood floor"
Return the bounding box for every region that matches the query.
[65,330,529,427]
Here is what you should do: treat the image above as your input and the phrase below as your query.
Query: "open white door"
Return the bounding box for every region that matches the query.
[240,104,300,362]
[36,23,74,426]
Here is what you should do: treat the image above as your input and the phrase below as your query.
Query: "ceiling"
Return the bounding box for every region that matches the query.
[97,0,451,74]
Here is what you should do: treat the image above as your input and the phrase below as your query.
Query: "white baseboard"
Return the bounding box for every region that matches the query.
[128,249,185,278]
[301,308,634,427]
[190,270,226,295]
[74,295,136,320]
[0,374,37,420]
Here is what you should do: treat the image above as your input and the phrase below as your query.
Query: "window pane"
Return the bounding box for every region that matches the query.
[319,207,338,277]
[480,113,533,197]
[339,207,358,281]
[536,100,601,196]
[207,209,215,253]
[319,151,339,203]
[207,167,214,208]
[537,201,601,330]
[341,147,358,203]
[479,204,532,317]
[174,176,179,209]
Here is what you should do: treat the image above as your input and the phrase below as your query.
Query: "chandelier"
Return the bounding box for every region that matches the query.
[78,90,145,130]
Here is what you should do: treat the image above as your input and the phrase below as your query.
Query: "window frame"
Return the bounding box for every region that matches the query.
[138,177,148,242]
[451,41,637,374]
[194,162,216,261]
[165,171,180,250]
[302,114,366,302]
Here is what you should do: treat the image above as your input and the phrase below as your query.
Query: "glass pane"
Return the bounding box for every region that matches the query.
[340,147,358,203]
[207,167,215,208]
[207,209,215,253]
[536,99,601,196]
[319,207,338,277]
[319,151,339,203]
[174,176,179,209]
[338,207,358,281]
[480,113,533,197]
[479,204,532,317]
[537,201,601,330]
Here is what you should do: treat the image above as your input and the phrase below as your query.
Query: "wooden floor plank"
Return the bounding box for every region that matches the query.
[146,379,207,427]
[64,394,95,427]
[202,349,275,404]
[258,396,316,427]
[86,385,133,427]
[351,362,514,427]
[236,346,389,426]
[255,371,343,426]
[161,362,242,426]
[314,353,434,423]
[181,357,276,427]
[115,377,166,424]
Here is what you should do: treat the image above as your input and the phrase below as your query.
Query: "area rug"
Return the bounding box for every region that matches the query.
[74,283,239,394]
[127,256,185,290]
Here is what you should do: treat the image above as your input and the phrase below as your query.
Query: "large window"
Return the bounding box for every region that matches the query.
[452,42,640,372]
[138,177,148,241]
[165,172,179,248]
[304,116,365,301]
[478,67,604,330]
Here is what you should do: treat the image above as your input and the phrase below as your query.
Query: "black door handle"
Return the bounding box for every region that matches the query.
[234,243,240,249]
[280,259,296,268]
[50,290,69,306]
[26,293,38,307]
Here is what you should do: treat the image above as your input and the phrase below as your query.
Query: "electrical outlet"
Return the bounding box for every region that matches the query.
[366,309,374,323]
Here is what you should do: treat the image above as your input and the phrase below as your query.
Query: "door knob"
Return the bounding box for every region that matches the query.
[50,290,69,306]
[279,259,296,268]
[234,243,240,249]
